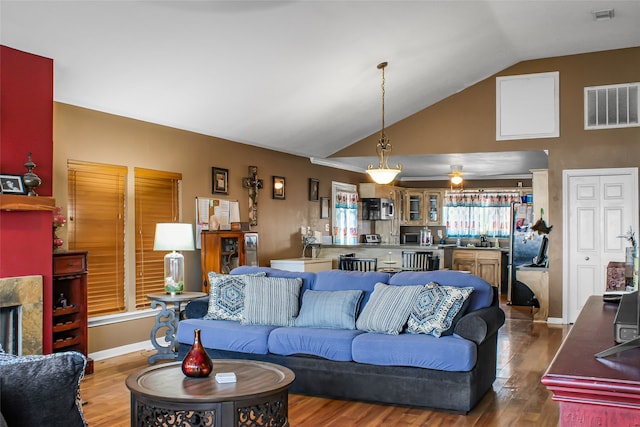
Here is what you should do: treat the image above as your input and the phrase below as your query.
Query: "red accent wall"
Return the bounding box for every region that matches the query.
[0,45,54,353]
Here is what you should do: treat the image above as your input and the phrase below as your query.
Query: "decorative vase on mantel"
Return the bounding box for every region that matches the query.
[181,328,213,378]
[23,152,42,196]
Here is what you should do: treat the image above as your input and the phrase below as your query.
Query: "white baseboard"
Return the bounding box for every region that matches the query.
[546,317,565,325]
[89,340,155,361]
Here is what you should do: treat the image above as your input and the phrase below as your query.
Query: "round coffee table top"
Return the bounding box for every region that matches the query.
[126,360,295,404]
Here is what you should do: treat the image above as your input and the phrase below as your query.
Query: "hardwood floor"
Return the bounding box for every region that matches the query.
[80,300,568,426]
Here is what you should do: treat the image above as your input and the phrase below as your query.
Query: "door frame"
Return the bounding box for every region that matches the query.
[562,167,638,324]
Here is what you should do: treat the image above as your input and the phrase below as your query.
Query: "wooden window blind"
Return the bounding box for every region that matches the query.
[67,161,127,316]
[134,168,181,309]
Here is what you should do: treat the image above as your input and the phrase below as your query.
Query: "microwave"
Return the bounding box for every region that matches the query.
[361,198,394,220]
[401,232,420,244]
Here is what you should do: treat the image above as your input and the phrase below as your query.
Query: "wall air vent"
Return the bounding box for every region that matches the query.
[584,82,639,130]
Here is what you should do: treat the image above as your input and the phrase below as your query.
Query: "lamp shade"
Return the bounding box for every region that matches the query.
[153,223,195,251]
[367,168,401,185]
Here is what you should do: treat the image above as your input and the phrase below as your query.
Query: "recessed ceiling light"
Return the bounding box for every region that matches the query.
[592,8,615,21]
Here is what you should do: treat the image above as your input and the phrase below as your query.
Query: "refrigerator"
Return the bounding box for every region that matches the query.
[508,202,545,303]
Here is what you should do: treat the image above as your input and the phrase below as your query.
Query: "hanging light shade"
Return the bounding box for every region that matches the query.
[449,165,464,189]
[367,62,402,185]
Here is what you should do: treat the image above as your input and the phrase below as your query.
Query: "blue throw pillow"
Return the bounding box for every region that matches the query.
[355,282,424,335]
[295,290,364,330]
[241,276,303,326]
[407,282,474,337]
[203,272,266,321]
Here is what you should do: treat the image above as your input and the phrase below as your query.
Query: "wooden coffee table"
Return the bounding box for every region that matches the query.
[126,359,295,427]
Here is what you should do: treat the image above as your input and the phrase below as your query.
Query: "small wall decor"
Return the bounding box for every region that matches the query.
[212,167,229,195]
[242,166,263,226]
[320,197,330,219]
[272,176,285,199]
[309,178,319,201]
[0,174,26,194]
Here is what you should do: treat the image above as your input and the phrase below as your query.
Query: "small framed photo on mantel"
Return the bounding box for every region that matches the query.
[212,167,228,195]
[0,174,25,194]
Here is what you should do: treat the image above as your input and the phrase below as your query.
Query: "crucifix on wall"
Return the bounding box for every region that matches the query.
[242,166,263,226]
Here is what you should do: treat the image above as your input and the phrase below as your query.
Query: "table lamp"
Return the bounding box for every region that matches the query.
[153,223,195,294]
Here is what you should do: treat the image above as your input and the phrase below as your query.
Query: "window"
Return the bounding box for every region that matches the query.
[68,161,127,316]
[443,191,520,238]
[134,168,181,309]
[68,161,182,316]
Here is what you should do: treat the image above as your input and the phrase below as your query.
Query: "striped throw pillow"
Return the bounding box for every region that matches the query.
[241,276,303,326]
[355,282,424,334]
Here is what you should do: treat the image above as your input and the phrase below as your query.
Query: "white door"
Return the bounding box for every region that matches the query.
[564,168,638,323]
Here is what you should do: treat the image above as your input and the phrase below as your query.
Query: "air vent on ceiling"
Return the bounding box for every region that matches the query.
[584,83,639,130]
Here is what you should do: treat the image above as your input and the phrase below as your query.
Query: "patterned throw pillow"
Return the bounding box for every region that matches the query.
[203,272,266,321]
[407,282,474,337]
[355,282,424,335]
[241,276,303,327]
[294,290,364,330]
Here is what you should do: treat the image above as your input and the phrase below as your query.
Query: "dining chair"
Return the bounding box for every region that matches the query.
[337,253,356,270]
[340,257,378,272]
[401,251,431,271]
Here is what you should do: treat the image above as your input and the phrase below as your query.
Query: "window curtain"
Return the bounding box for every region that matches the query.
[333,190,359,245]
[444,191,520,238]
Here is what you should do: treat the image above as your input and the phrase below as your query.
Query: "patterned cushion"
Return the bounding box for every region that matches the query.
[294,290,364,330]
[355,282,424,335]
[407,282,474,337]
[241,276,303,327]
[203,272,266,321]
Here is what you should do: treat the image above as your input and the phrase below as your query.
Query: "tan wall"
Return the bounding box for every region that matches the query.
[336,47,640,319]
[53,103,362,352]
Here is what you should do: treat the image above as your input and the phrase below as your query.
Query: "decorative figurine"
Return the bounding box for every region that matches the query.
[23,152,42,196]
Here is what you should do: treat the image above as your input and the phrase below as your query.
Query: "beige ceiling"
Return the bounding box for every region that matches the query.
[2,1,638,179]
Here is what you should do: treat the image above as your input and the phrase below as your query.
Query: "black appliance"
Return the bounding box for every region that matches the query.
[361,198,394,220]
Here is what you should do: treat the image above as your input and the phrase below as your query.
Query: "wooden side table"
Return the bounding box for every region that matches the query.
[147,292,207,364]
[126,360,295,427]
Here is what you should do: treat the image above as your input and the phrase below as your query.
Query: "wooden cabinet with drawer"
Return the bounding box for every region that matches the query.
[52,250,93,373]
[452,249,502,288]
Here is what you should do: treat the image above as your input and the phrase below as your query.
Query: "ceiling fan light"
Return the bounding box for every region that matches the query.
[451,175,463,185]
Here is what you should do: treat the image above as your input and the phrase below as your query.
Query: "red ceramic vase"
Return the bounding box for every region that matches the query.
[181,328,213,378]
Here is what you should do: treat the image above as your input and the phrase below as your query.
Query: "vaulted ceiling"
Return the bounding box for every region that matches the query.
[2,1,639,179]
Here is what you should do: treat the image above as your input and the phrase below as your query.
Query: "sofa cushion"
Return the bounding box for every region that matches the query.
[355,283,424,334]
[177,318,276,354]
[241,276,302,327]
[295,290,363,330]
[388,270,493,311]
[268,327,365,361]
[352,332,477,371]
[407,283,474,337]
[0,351,87,427]
[313,270,391,308]
[232,266,316,305]
[203,272,266,321]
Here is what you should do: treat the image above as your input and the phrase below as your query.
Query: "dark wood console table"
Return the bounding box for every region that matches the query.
[542,295,640,425]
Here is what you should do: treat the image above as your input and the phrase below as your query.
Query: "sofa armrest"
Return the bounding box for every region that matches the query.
[454,306,505,345]
[184,296,209,319]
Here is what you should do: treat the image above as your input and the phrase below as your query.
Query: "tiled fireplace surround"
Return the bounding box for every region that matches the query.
[0,275,43,354]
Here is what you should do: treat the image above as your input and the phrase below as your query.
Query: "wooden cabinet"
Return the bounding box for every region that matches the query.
[200,231,247,292]
[52,251,93,373]
[452,249,502,287]
[425,191,442,226]
[405,191,424,225]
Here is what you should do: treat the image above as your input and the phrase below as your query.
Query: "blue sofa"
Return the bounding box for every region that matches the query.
[177,267,505,413]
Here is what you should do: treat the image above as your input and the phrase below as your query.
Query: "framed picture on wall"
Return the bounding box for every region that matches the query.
[272,176,285,199]
[309,178,319,201]
[320,197,330,219]
[212,167,228,195]
[0,174,25,194]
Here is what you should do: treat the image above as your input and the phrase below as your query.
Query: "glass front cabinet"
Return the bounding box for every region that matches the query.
[405,191,424,225]
[425,191,442,226]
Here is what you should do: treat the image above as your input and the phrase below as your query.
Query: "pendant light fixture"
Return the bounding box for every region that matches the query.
[449,165,464,190]
[367,61,402,185]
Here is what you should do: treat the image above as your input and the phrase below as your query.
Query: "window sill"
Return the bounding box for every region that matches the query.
[89,308,159,327]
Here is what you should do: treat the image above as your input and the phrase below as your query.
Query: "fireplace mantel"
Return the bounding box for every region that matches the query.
[0,194,55,211]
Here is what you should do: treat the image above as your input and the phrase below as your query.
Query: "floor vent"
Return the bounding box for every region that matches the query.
[584,82,639,129]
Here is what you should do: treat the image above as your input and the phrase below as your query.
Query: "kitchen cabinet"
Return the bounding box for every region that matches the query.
[452,249,502,288]
[52,251,93,374]
[358,183,396,199]
[405,191,424,225]
[425,191,442,226]
[200,231,247,292]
